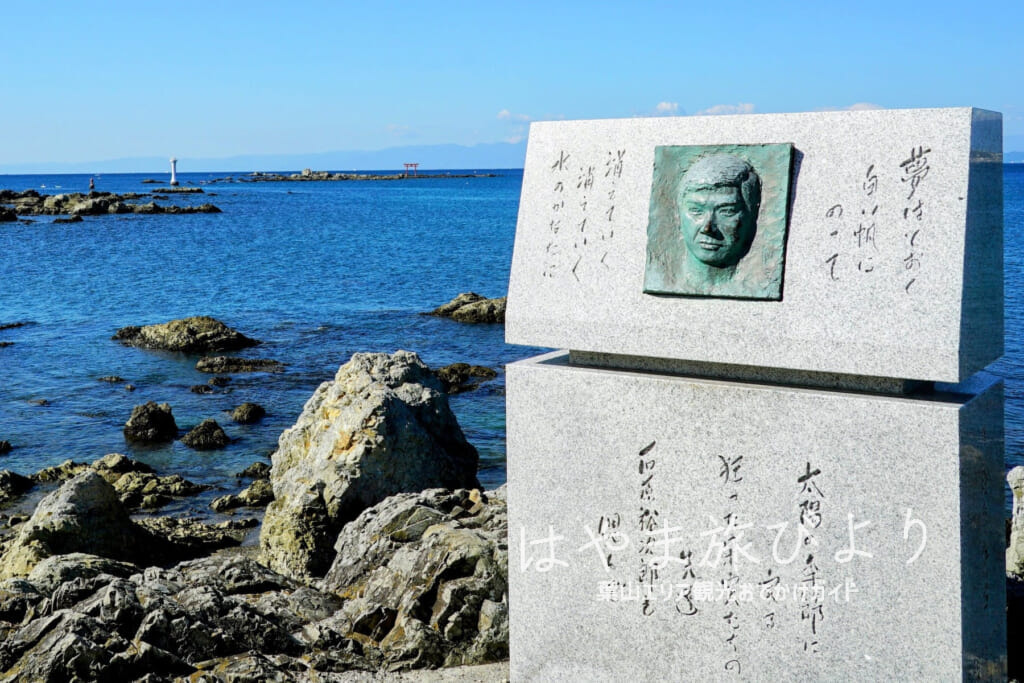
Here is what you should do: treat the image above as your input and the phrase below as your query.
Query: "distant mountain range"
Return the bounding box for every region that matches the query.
[3,141,1022,173]
[0,141,530,174]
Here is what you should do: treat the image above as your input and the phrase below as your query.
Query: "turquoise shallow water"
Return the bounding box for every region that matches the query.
[0,167,1023,512]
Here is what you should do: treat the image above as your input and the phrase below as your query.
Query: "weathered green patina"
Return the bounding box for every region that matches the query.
[644,143,794,300]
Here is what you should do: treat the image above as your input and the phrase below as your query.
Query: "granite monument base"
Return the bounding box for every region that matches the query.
[507,352,1005,681]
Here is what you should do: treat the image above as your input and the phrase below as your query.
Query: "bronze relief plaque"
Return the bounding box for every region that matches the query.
[644,143,794,300]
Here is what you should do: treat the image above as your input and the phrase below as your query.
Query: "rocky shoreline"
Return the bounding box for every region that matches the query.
[0,312,509,681]
[0,189,220,219]
[5,306,1024,679]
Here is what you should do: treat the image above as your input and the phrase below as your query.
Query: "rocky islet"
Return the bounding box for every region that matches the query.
[0,189,221,218]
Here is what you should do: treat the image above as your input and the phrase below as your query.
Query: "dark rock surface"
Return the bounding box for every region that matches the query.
[435,363,499,393]
[231,401,266,424]
[232,169,497,183]
[123,402,178,442]
[114,316,259,353]
[0,486,508,680]
[426,293,506,324]
[321,486,508,669]
[196,356,284,373]
[0,471,32,505]
[0,207,17,222]
[32,454,208,511]
[211,479,274,512]
[0,442,11,455]
[181,419,230,450]
[236,462,271,480]
[0,190,222,217]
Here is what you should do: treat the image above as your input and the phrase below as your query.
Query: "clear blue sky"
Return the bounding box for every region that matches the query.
[2,0,1022,168]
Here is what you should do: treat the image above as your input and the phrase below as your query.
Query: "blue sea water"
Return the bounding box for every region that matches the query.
[0,170,537,514]
[0,167,1022,515]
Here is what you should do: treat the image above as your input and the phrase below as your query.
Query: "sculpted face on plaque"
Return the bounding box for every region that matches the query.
[677,154,761,273]
[644,143,793,301]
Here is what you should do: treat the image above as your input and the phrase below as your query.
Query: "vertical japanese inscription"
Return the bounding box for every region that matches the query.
[796,462,825,654]
[542,148,625,281]
[637,441,659,617]
[900,146,930,293]
[715,452,745,674]
[821,144,934,294]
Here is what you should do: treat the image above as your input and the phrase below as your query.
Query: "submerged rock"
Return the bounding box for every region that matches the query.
[0,441,11,455]
[196,356,284,373]
[113,315,259,353]
[259,350,480,579]
[124,402,178,443]
[181,419,230,450]
[427,292,506,324]
[231,401,266,424]
[436,363,499,393]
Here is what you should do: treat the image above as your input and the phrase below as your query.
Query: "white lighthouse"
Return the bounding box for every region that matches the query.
[169,157,179,186]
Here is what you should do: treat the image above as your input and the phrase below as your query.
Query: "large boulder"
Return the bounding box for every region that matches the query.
[113,316,259,353]
[427,293,506,324]
[259,351,480,578]
[123,402,178,442]
[0,472,139,579]
[318,487,508,669]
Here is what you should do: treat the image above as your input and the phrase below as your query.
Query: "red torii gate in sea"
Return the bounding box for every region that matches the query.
[403,163,419,177]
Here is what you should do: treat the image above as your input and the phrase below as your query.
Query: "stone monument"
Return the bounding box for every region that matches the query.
[505,108,1004,680]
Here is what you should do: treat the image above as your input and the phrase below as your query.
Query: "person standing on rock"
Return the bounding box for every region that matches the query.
[89,178,95,191]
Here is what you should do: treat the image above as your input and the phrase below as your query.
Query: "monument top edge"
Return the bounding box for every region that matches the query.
[527,106,998,129]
